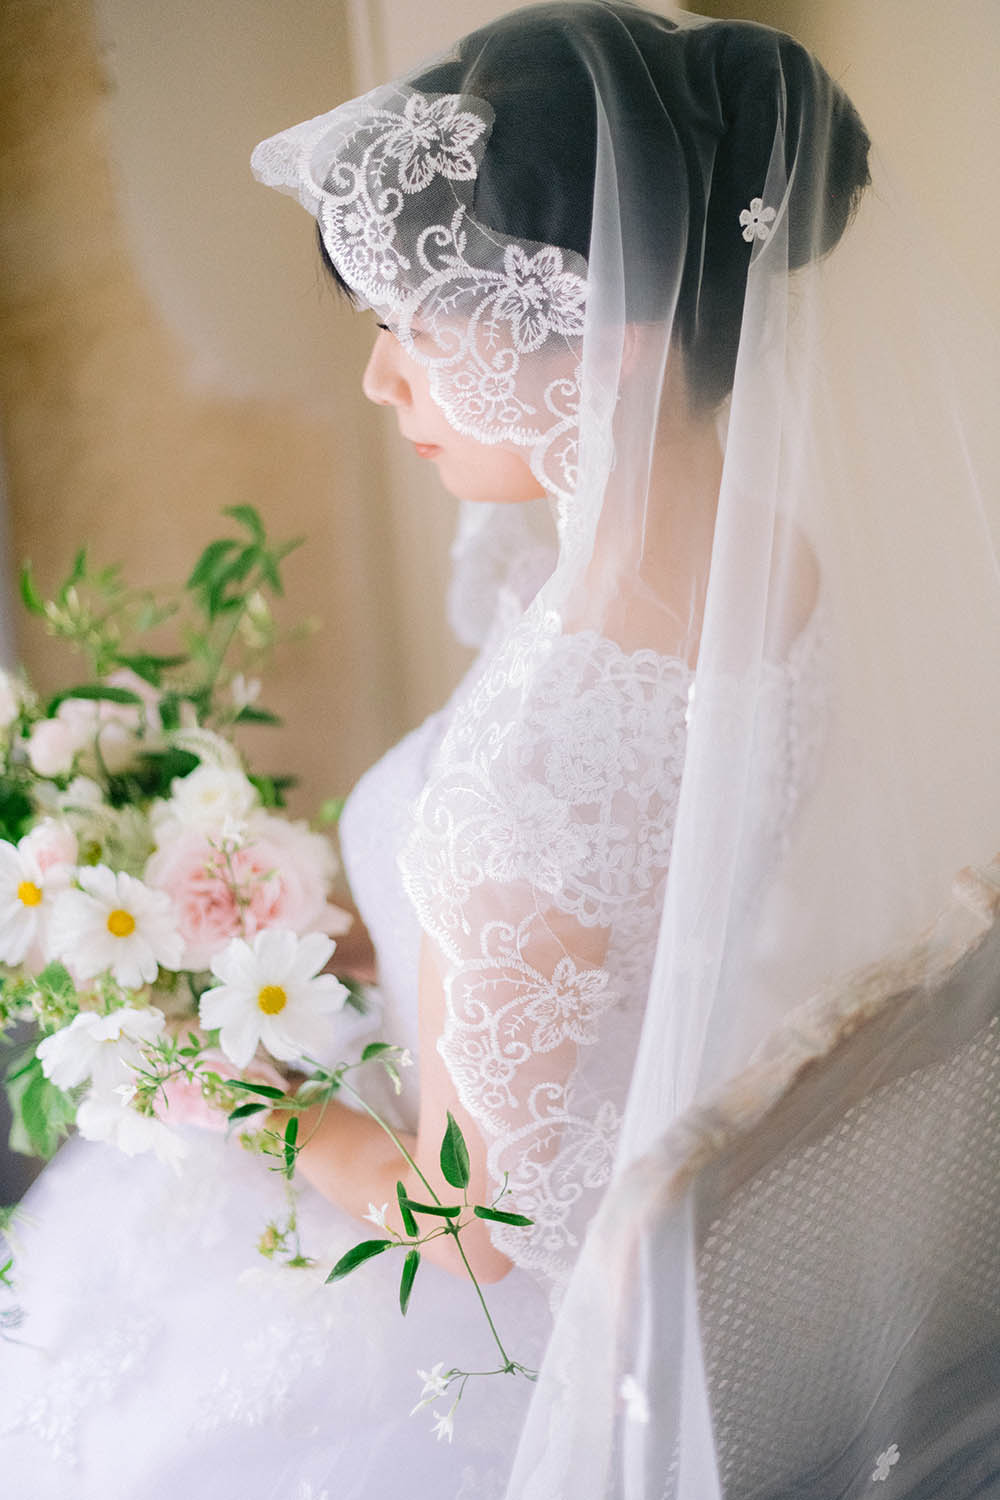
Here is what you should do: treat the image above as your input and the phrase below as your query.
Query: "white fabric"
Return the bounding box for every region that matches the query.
[0,645,550,1498]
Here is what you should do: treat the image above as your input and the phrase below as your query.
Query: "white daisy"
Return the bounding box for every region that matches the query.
[198,927,348,1070]
[36,1005,166,1092]
[0,839,68,966]
[50,865,184,990]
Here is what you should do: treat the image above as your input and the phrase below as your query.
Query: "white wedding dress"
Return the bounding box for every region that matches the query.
[0,558,825,1500]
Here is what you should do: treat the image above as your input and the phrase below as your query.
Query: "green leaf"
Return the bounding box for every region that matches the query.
[273,536,305,563]
[325,1238,393,1283]
[6,1057,74,1159]
[114,652,188,687]
[440,1110,471,1191]
[19,563,45,616]
[0,784,34,845]
[400,1198,462,1219]
[187,537,238,591]
[225,1079,286,1100]
[283,1115,299,1176]
[206,545,259,616]
[234,705,282,726]
[399,1248,420,1315]
[45,684,144,715]
[341,978,366,1014]
[396,1179,418,1238]
[227,1100,269,1122]
[157,694,182,732]
[361,1042,393,1063]
[259,554,283,594]
[35,961,74,999]
[473,1205,535,1227]
[247,774,297,810]
[223,504,266,542]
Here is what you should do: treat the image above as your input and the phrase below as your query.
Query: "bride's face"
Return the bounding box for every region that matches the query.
[362,329,545,505]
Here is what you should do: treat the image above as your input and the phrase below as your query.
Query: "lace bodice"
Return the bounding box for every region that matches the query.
[346,587,830,1294]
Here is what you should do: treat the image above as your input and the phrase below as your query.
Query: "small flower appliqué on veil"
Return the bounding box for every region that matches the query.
[871,1444,900,1483]
[739,197,776,242]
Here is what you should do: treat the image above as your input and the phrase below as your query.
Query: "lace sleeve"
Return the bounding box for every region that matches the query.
[400,603,695,1292]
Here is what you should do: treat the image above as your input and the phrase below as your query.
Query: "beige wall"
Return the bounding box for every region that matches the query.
[1,0,997,823]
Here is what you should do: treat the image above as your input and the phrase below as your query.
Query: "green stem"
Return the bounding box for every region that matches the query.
[278,1064,527,1378]
[446,1224,513,1369]
[337,1077,441,1204]
[197,559,271,708]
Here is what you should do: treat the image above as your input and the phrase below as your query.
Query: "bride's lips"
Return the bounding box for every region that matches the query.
[410,441,441,459]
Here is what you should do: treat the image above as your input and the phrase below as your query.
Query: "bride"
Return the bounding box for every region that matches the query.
[2,4,999,1497]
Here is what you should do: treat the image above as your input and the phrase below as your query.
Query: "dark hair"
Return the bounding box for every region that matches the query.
[320,1,871,409]
[317,221,356,302]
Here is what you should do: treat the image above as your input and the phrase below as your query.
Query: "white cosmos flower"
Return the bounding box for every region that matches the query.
[199,927,348,1070]
[76,1085,187,1171]
[0,839,69,966]
[36,1005,166,1092]
[50,866,184,989]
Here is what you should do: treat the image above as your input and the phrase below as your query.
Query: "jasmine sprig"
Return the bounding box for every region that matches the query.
[225,1045,538,1428]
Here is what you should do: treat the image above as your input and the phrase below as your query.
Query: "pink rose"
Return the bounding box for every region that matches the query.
[144,812,351,972]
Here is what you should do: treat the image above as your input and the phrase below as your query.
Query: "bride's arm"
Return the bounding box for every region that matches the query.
[291,934,512,1283]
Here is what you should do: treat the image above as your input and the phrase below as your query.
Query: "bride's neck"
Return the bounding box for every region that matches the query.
[581,383,723,660]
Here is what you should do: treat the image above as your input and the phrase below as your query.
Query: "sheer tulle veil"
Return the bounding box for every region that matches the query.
[252,4,1000,1494]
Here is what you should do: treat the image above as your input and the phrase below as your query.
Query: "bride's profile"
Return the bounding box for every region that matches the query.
[2,3,1000,1498]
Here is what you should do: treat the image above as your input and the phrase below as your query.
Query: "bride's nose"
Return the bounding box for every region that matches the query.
[362,331,410,408]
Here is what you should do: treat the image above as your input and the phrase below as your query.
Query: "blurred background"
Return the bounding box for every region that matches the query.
[1,0,998,1201]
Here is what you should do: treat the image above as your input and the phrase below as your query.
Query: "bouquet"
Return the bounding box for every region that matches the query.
[0,506,534,1432]
[0,505,367,1174]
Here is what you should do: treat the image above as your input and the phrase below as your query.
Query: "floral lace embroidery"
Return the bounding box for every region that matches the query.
[252,87,589,502]
[401,599,830,1289]
[191,1265,341,1435]
[0,1312,160,1466]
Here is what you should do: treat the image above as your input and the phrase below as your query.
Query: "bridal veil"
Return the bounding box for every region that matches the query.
[252,3,1000,1493]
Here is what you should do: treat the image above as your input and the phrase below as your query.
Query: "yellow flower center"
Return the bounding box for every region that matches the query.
[106,907,136,938]
[257,984,287,1015]
[17,880,43,908]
